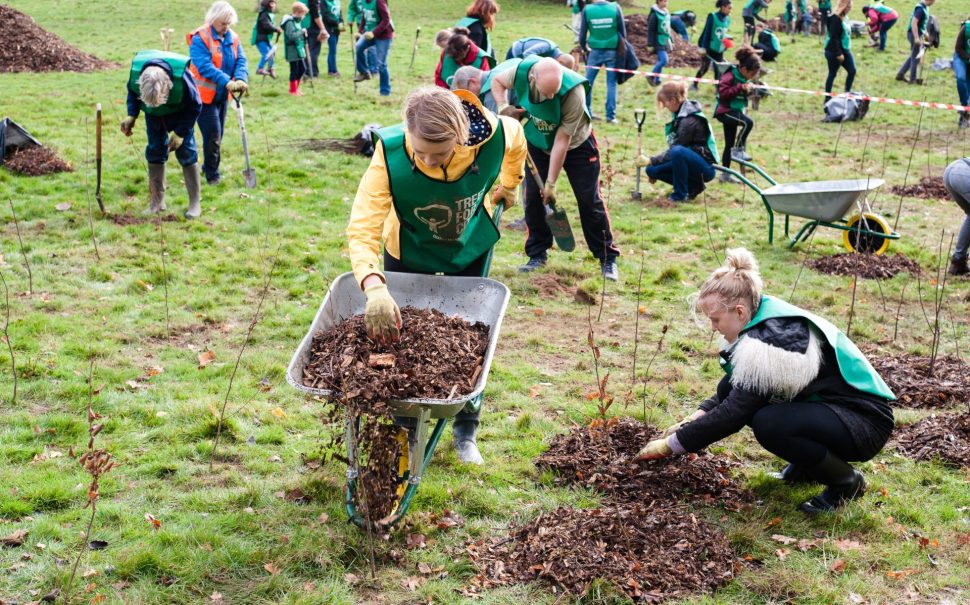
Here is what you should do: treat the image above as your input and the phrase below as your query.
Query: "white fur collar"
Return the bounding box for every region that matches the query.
[729,328,823,400]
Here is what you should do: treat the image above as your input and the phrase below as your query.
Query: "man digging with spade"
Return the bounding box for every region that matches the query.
[489,56,620,281]
[346,86,527,463]
[122,50,203,218]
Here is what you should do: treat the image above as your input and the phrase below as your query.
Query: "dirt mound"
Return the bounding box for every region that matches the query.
[466,502,740,602]
[808,253,919,280]
[765,8,825,36]
[109,213,181,226]
[890,176,949,200]
[536,417,754,510]
[0,5,114,73]
[626,13,704,68]
[2,146,71,175]
[892,411,970,467]
[867,353,970,408]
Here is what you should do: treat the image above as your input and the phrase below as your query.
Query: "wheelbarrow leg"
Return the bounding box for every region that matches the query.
[789,220,819,249]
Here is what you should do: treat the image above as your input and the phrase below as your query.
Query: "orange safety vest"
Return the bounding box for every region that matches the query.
[185,26,240,104]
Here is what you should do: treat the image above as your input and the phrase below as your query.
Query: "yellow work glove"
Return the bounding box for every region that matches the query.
[353,32,362,42]
[542,181,557,206]
[363,283,402,342]
[634,154,650,168]
[661,419,689,438]
[364,31,375,41]
[226,79,249,95]
[167,133,184,152]
[491,184,515,209]
[120,116,136,137]
[635,438,672,461]
[338,22,347,32]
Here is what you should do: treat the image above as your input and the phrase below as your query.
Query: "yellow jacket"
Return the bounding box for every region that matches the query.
[347,90,527,287]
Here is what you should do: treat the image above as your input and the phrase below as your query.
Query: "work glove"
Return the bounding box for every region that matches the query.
[120,116,136,137]
[338,22,347,32]
[167,133,184,152]
[635,438,673,462]
[661,419,689,438]
[363,283,402,342]
[634,154,650,168]
[836,54,844,63]
[497,104,525,119]
[491,184,515,209]
[542,181,557,206]
[226,80,249,95]
[364,31,375,41]
[353,32,362,42]
[647,47,655,54]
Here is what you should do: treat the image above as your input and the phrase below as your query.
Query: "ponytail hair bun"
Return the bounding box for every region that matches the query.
[697,247,764,317]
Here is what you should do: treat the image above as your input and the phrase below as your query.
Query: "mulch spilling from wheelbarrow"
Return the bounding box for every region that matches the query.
[536,417,753,510]
[891,411,970,467]
[867,352,970,408]
[465,502,740,602]
[0,5,114,73]
[890,176,949,200]
[2,146,71,176]
[625,14,705,68]
[807,253,920,280]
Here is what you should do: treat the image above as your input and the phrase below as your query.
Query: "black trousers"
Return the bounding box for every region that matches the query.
[695,49,723,80]
[743,16,756,42]
[715,110,754,168]
[524,136,619,262]
[289,59,306,83]
[749,402,880,466]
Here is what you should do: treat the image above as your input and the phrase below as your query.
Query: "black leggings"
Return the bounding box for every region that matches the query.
[749,402,866,466]
[289,59,306,83]
[743,16,756,42]
[715,110,753,167]
[695,49,724,81]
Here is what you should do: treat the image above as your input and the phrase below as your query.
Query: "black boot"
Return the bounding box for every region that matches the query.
[452,419,483,465]
[799,452,865,514]
[768,463,814,485]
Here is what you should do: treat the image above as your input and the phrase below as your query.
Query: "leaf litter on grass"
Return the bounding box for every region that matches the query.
[892,411,970,467]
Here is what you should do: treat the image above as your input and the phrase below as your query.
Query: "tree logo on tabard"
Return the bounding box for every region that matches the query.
[413,204,453,236]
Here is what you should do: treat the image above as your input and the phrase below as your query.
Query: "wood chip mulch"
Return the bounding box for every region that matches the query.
[891,411,970,467]
[3,146,71,176]
[807,253,920,279]
[890,176,949,200]
[108,213,181,226]
[0,5,114,73]
[626,14,704,68]
[867,352,970,409]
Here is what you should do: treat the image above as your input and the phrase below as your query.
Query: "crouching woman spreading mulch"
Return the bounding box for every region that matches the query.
[636,248,895,514]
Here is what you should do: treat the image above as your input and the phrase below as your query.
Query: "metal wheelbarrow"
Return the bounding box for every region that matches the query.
[285,209,510,528]
[716,160,900,254]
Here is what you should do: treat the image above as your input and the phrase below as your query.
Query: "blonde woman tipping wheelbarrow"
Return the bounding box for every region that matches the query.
[346,86,527,464]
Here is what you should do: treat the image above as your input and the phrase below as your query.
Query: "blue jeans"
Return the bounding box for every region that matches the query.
[197,99,228,182]
[327,32,340,74]
[256,40,274,70]
[651,49,668,85]
[897,31,921,81]
[356,36,392,95]
[585,48,617,120]
[670,17,689,42]
[878,18,896,50]
[145,116,198,166]
[824,49,856,94]
[954,55,970,107]
[645,145,715,201]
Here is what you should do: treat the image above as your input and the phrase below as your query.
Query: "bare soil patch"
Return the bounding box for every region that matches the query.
[867,353,970,409]
[890,176,949,200]
[892,411,970,467]
[2,146,71,176]
[0,5,114,73]
[808,253,920,280]
[109,213,181,226]
[626,14,704,68]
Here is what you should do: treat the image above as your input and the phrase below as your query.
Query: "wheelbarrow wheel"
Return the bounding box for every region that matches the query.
[843,213,892,255]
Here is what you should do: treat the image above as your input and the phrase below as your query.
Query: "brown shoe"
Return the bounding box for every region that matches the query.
[948,257,970,276]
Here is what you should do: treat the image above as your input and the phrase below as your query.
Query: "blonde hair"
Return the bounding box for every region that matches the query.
[139,66,173,107]
[205,1,238,25]
[694,248,764,322]
[656,80,688,109]
[292,1,307,14]
[403,87,469,144]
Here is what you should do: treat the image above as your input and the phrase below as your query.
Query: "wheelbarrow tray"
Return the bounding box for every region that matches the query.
[761,178,885,223]
[286,271,510,419]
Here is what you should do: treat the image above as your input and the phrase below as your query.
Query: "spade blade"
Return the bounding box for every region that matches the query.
[546,203,575,252]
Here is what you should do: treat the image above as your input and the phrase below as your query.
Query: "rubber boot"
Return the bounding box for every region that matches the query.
[183,163,202,219]
[146,163,166,215]
[452,419,483,465]
[798,452,866,514]
[768,463,814,485]
[948,256,969,276]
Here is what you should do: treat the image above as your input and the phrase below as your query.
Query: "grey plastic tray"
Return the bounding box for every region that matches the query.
[762,178,884,222]
[285,272,511,419]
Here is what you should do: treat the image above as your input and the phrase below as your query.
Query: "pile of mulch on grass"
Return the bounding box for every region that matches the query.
[2,146,71,175]
[626,14,704,68]
[890,176,949,200]
[807,253,920,280]
[303,307,490,415]
[466,502,739,602]
[536,417,753,510]
[109,213,181,226]
[867,352,970,408]
[891,411,970,467]
[0,5,114,73]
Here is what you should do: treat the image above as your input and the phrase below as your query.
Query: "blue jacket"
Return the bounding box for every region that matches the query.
[126,59,203,138]
[188,26,248,103]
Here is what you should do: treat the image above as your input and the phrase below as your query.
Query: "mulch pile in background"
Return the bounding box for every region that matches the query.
[468,418,750,601]
[0,5,114,73]
[890,176,949,200]
[808,253,919,279]
[626,14,704,68]
[2,146,71,175]
[892,411,970,467]
[766,8,825,35]
[867,353,970,408]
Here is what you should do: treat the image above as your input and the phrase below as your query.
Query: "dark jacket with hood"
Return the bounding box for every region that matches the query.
[126,58,203,138]
[714,67,747,116]
[649,99,716,165]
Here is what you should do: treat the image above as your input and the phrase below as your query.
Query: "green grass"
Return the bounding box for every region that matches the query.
[1,0,969,603]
